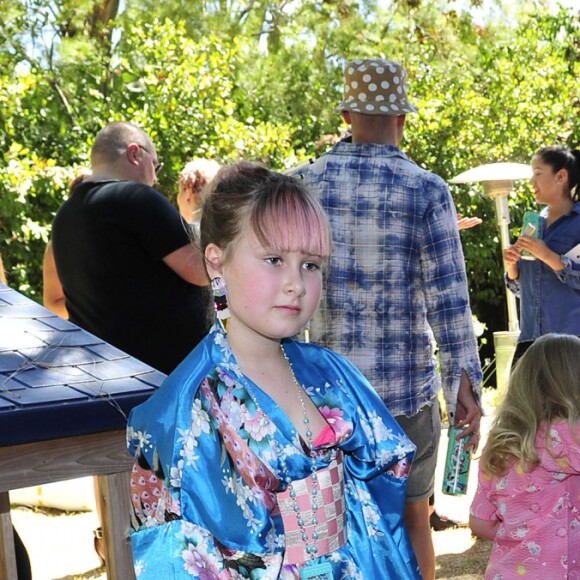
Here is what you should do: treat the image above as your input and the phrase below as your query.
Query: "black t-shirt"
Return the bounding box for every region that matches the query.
[51,180,210,374]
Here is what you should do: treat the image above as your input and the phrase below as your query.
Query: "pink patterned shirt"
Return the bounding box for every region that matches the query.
[471,421,580,579]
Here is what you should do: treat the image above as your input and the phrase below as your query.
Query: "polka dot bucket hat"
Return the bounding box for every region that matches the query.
[335,58,418,116]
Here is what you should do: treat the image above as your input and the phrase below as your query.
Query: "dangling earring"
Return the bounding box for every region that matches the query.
[211,277,230,332]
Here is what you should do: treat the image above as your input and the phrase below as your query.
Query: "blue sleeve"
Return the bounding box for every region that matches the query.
[419,175,482,416]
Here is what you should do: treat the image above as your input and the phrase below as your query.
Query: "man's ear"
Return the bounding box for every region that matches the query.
[205,243,224,279]
[126,142,141,167]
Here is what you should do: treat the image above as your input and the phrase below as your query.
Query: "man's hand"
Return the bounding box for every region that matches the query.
[454,370,482,452]
[457,214,483,231]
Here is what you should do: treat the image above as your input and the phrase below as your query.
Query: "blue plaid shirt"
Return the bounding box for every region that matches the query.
[298,142,482,418]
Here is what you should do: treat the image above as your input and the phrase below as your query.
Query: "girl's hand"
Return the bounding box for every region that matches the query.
[503,245,520,280]
[516,237,565,271]
[503,245,520,266]
[514,235,544,257]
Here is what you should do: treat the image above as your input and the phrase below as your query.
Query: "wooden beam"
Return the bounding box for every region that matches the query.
[0,430,131,492]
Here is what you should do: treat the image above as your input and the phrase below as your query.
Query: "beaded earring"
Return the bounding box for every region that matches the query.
[211,277,230,332]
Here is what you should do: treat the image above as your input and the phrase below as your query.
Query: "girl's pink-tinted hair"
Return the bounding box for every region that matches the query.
[249,175,332,259]
[201,162,332,262]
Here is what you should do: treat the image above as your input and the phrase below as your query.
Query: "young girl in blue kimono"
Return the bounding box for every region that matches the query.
[127,163,420,579]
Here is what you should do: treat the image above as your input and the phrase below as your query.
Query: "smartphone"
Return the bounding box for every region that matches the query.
[520,211,541,260]
[521,222,537,237]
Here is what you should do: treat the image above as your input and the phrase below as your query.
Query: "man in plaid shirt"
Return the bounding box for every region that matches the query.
[297,58,483,580]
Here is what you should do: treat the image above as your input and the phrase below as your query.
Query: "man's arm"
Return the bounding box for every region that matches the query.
[421,177,483,424]
[163,243,209,286]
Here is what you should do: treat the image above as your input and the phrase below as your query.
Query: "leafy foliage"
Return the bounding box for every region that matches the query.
[0,0,578,355]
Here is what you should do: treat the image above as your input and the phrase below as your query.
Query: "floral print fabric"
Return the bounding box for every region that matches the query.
[127,324,419,578]
[470,421,580,578]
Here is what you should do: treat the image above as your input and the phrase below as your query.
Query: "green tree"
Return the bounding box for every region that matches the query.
[0,0,578,353]
[0,6,298,299]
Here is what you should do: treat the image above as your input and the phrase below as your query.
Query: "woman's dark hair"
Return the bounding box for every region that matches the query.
[536,145,580,202]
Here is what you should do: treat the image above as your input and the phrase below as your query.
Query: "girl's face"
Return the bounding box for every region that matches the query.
[207,229,324,344]
[530,156,568,205]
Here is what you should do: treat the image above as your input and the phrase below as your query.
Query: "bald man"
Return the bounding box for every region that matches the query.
[51,122,210,374]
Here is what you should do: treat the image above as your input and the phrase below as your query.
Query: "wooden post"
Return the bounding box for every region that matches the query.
[0,492,18,580]
[97,471,136,580]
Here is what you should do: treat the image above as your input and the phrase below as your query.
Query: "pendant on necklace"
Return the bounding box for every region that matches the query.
[300,561,333,580]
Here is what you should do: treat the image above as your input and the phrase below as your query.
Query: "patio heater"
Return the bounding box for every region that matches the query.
[450,162,532,392]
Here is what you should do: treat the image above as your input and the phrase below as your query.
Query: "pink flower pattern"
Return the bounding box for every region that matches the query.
[319,405,350,439]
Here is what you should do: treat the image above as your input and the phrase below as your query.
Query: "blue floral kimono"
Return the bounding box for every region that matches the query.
[127,324,419,579]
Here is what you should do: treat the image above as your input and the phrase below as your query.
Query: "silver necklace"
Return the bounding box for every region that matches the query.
[279,344,321,559]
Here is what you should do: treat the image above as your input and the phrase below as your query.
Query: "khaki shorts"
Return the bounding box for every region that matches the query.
[395,397,442,503]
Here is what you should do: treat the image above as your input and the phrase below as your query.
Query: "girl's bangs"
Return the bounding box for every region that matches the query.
[251,193,332,258]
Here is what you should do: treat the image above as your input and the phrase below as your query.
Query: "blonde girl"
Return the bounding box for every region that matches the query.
[470,333,580,578]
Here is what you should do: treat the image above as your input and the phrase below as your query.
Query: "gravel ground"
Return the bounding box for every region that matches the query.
[434,527,492,579]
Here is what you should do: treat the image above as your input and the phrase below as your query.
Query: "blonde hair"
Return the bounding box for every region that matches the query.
[179,159,221,199]
[480,334,580,476]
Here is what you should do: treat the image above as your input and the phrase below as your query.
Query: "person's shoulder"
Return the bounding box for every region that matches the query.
[401,165,450,203]
[84,179,160,198]
[292,154,329,180]
[405,162,446,187]
[104,180,163,198]
[286,159,316,177]
[541,420,579,443]
[71,180,137,205]
[294,140,361,172]
[167,338,214,386]
[100,181,176,214]
[291,339,363,376]
[291,338,338,357]
[137,337,214,409]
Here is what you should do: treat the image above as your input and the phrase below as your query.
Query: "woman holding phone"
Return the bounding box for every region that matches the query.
[503,145,580,364]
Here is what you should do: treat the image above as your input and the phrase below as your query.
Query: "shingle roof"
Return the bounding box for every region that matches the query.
[0,283,166,445]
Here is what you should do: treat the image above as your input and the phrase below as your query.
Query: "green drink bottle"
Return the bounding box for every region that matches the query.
[442,426,472,496]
